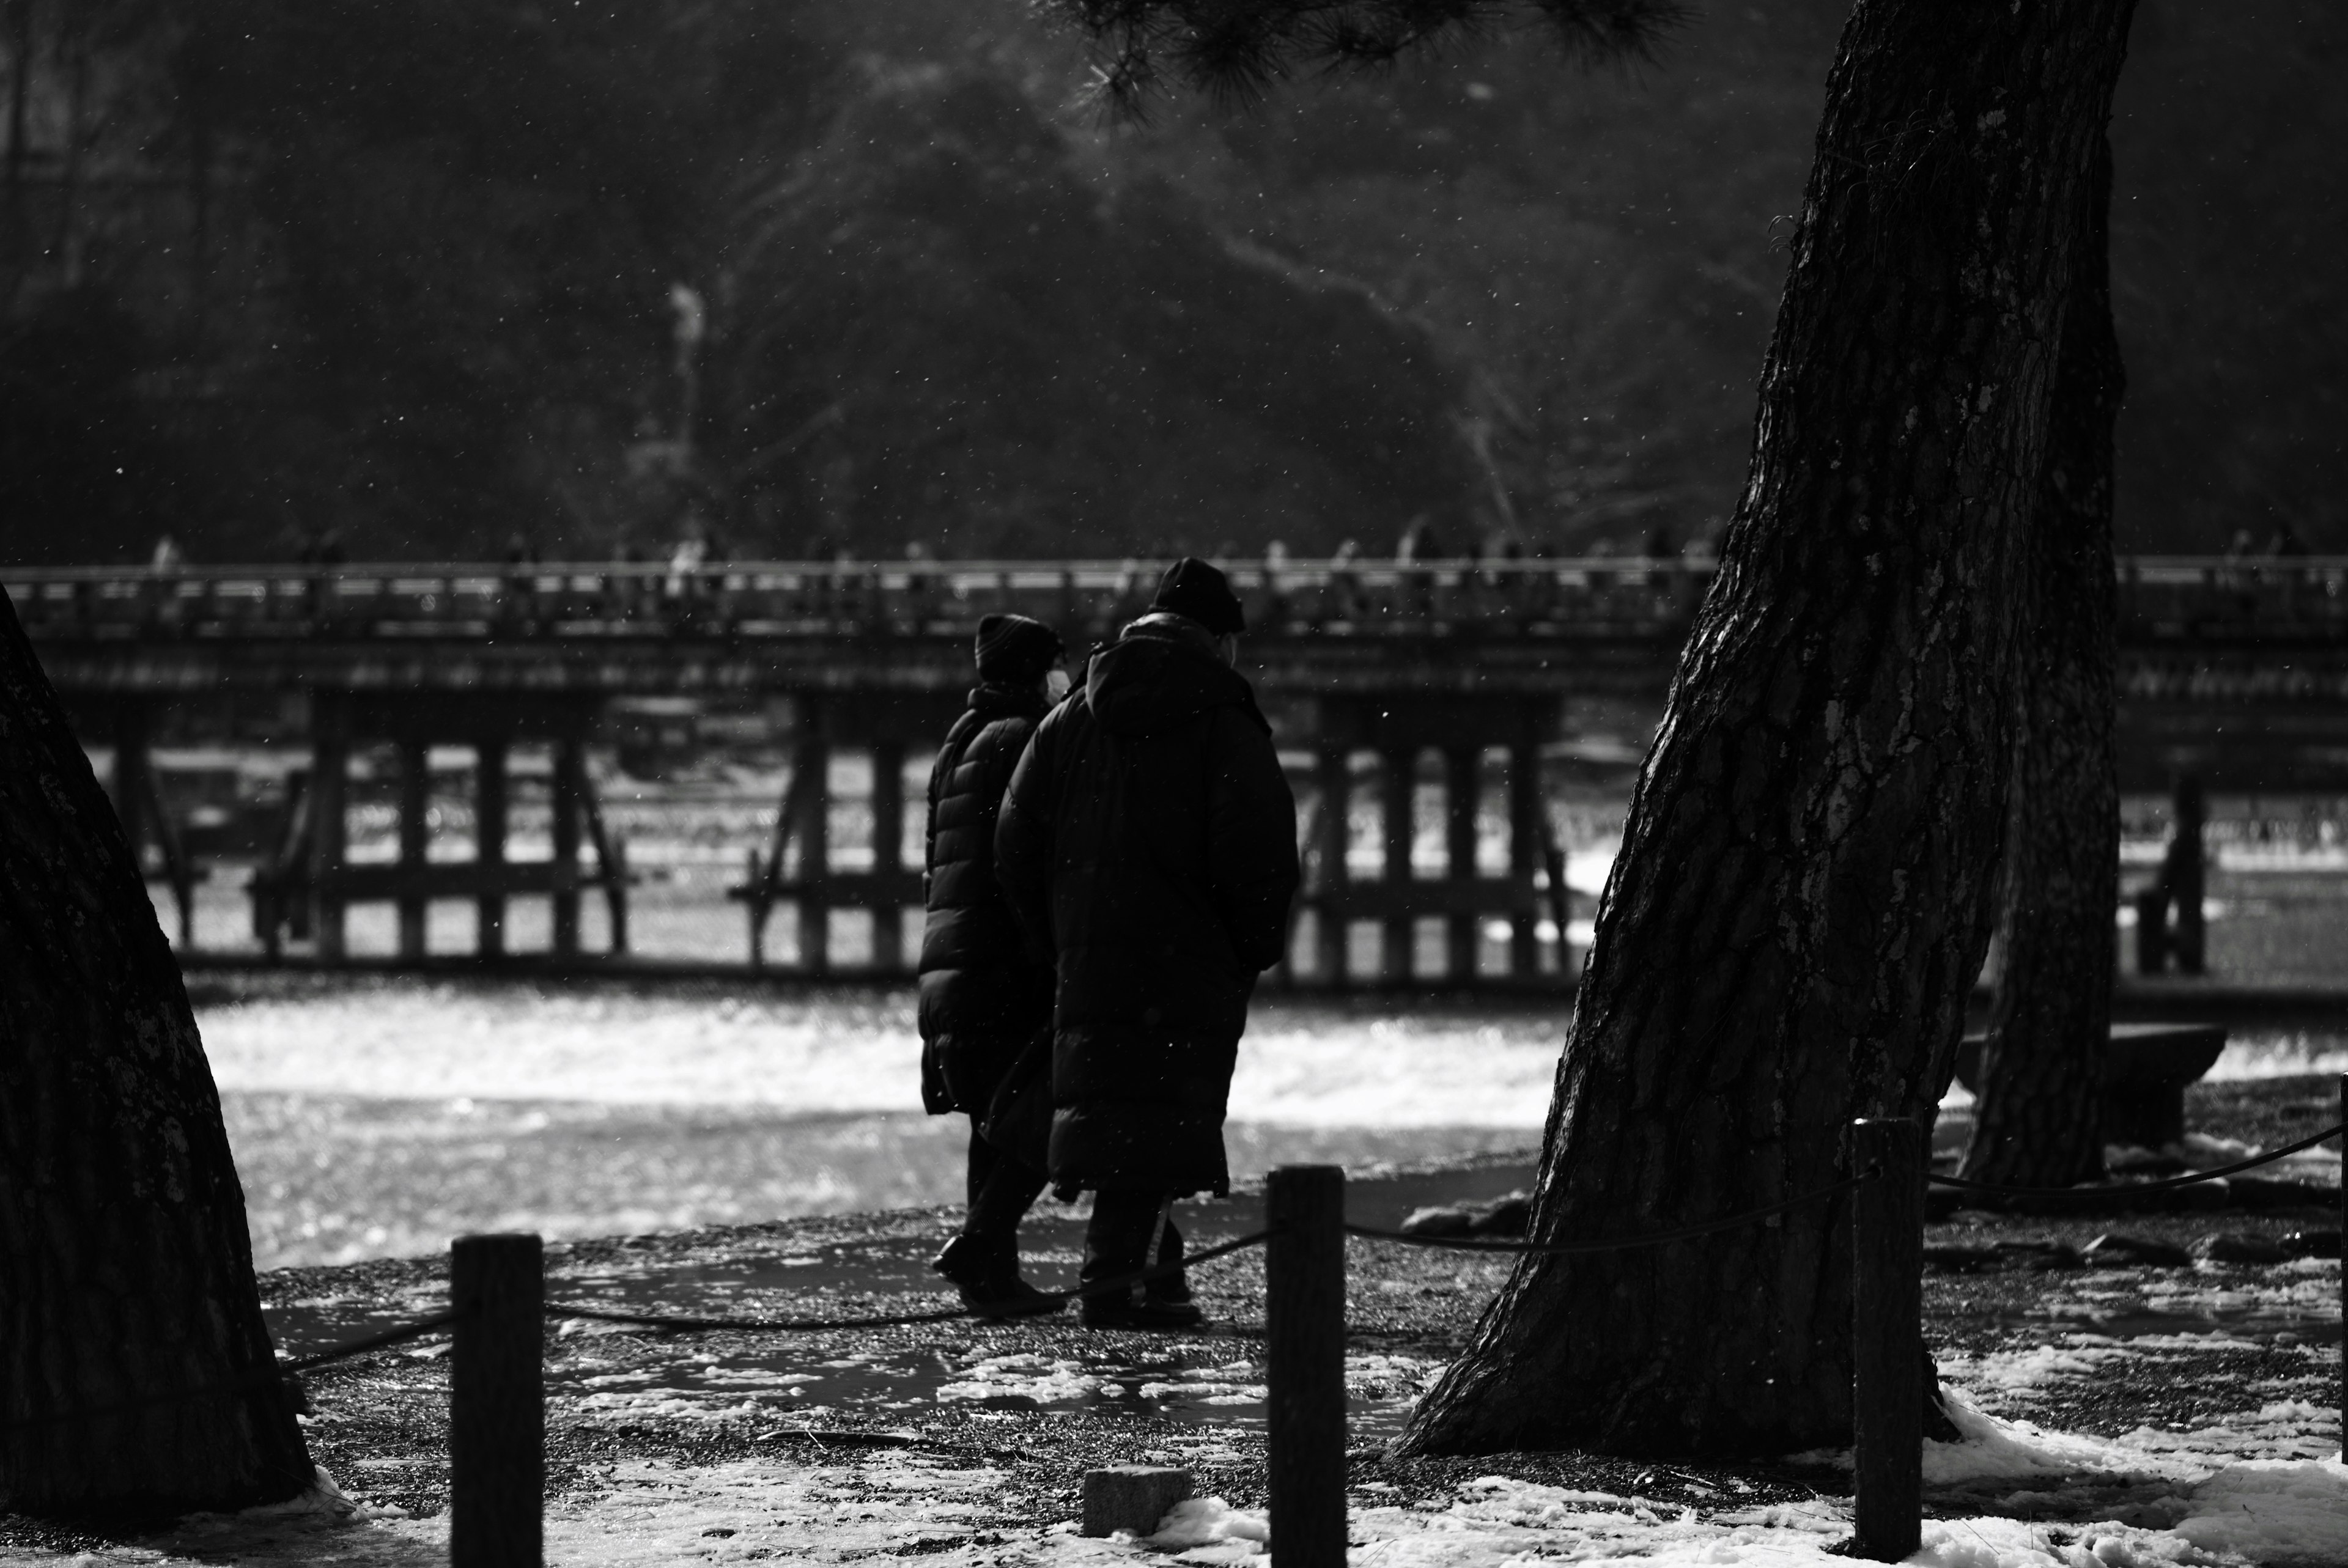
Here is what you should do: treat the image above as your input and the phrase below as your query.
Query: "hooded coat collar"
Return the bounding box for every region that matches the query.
[966,681,1047,720]
[1085,614,1269,737]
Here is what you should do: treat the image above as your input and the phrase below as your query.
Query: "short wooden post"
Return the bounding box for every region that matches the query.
[1444,747,1479,981]
[1314,748,1349,987]
[1851,1118,1924,1562]
[476,740,508,957]
[1381,748,1414,984]
[451,1232,542,1568]
[1266,1165,1346,1568]
[396,739,429,960]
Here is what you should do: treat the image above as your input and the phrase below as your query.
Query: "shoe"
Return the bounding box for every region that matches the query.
[933,1233,1065,1319]
[1081,1294,1205,1331]
[1146,1225,1192,1306]
[958,1276,1066,1319]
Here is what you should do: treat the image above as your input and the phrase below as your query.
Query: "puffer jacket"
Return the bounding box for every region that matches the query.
[995,614,1299,1194]
[917,682,1054,1114]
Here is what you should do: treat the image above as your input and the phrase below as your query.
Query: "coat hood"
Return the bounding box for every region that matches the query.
[1086,615,1268,738]
[965,681,1047,721]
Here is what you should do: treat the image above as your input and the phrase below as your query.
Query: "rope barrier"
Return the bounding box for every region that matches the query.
[1343,1171,1872,1254]
[1928,1121,2346,1197]
[0,1311,462,1437]
[544,1229,1274,1334]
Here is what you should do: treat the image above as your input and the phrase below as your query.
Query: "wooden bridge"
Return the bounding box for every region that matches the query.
[12,555,2347,987]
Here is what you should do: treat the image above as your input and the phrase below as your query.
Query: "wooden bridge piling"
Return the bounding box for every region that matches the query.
[396,739,429,959]
[1381,746,1415,982]
[309,694,351,962]
[1313,747,1349,984]
[869,740,907,974]
[1445,746,1479,980]
[474,739,508,957]
[1507,730,1543,977]
[551,737,585,958]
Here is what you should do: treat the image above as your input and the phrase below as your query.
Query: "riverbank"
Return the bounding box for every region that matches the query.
[4,1075,2344,1567]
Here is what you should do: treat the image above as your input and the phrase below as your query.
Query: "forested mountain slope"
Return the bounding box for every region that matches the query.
[0,0,2334,562]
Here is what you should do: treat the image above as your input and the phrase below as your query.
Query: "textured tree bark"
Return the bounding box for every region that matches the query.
[1398,0,2136,1457]
[0,587,314,1514]
[1961,135,2125,1190]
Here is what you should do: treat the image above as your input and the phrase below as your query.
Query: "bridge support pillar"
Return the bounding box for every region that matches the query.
[1508,733,1543,978]
[1381,748,1415,984]
[310,693,350,962]
[475,740,508,957]
[1315,747,1349,985]
[869,742,906,973]
[552,736,584,957]
[1445,747,1479,981]
[396,739,429,959]
[794,704,830,973]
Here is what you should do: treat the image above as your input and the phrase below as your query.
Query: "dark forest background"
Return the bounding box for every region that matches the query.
[1,0,2338,565]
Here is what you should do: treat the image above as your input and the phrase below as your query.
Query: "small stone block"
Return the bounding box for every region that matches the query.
[1081,1465,1192,1537]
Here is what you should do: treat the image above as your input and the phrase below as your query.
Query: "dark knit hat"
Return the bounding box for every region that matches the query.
[974,613,1063,685]
[1149,558,1246,636]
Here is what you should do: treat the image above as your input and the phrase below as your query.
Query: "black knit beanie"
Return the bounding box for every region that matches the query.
[975,613,1063,685]
[1149,558,1246,636]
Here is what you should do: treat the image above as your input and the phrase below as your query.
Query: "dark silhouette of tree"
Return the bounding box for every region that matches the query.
[1961,136,2124,1189]
[0,585,312,1513]
[1051,0,2137,1453]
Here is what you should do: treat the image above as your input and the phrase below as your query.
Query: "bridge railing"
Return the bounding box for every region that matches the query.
[1,558,1716,642]
[6,555,2346,643]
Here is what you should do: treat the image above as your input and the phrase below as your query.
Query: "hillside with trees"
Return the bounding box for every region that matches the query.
[0,0,2336,564]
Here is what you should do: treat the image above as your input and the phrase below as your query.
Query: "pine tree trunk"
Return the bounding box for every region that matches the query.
[0,589,314,1514]
[1961,135,2124,1190]
[1398,0,2136,1458]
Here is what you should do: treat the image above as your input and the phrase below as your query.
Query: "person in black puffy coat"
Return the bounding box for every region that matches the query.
[996,559,1299,1328]
[918,611,1066,1316]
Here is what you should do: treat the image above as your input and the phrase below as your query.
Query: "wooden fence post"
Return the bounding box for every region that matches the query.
[452,1233,543,1568]
[1851,1119,1924,1561]
[1266,1165,1346,1568]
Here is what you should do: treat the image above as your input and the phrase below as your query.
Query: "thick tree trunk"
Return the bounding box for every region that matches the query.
[1398,0,2135,1457]
[1961,136,2124,1190]
[0,588,314,1514]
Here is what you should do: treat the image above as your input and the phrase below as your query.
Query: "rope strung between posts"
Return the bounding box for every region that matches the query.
[543,1228,1274,1334]
[0,1311,462,1436]
[1927,1121,2346,1197]
[1343,1171,1874,1254]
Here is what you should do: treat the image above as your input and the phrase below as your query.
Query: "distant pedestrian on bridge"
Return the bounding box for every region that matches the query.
[996,559,1300,1329]
[918,612,1069,1317]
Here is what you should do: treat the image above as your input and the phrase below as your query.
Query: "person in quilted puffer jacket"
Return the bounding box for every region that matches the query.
[917,611,1068,1315]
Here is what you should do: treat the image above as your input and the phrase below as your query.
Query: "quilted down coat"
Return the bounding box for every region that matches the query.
[917,682,1055,1114]
[995,614,1299,1195]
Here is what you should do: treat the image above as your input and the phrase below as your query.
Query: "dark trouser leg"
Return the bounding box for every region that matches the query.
[1084,1187,1191,1298]
[965,1121,999,1215]
[966,1128,1048,1248]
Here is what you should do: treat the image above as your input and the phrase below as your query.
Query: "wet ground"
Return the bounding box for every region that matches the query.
[4,1077,2341,1565]
[222,1074,2345,1532]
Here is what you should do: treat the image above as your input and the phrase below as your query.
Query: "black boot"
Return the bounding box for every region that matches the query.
[1080,1191,1203,1330]
[932,1233,1063,1319]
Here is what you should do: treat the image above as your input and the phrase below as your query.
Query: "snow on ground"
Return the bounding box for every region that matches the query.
[26,1409,2348,1568]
